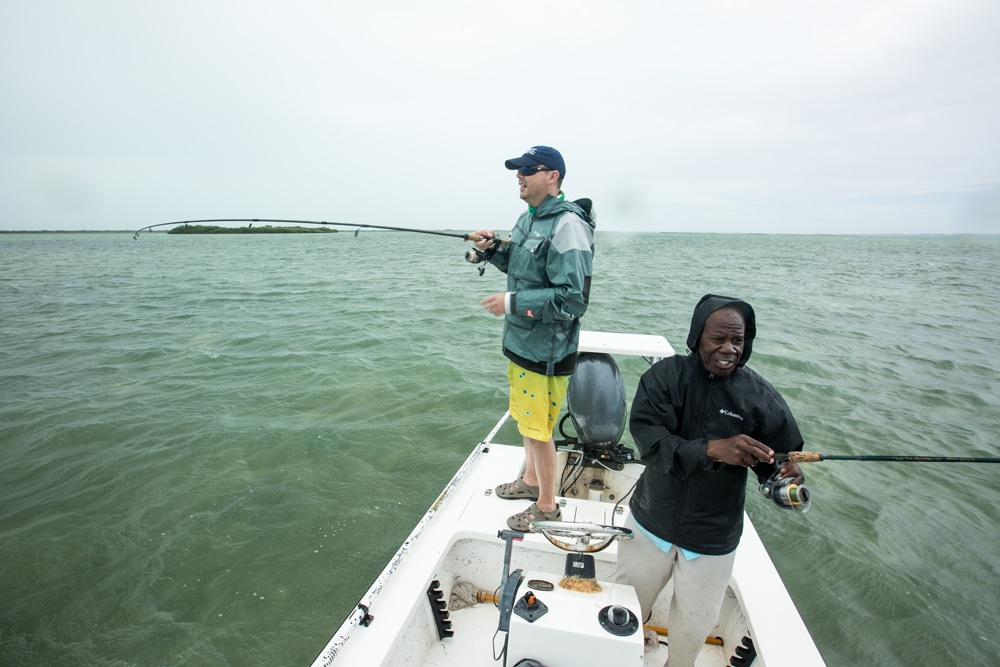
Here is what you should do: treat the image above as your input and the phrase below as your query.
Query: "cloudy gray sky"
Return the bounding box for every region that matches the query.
[2,0,998,234]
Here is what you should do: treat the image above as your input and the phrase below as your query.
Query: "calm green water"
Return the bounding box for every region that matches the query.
[2,231,999,666]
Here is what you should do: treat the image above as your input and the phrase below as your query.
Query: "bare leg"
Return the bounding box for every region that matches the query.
[523,435,557,512]
[520,442,537,486]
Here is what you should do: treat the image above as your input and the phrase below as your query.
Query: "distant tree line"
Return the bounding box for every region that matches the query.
[167,225,335,234]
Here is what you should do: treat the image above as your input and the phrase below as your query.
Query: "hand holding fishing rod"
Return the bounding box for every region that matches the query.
[730,441,812,514]
[464,228,511,277]
[466,231,506,246]
[466,228,512,313]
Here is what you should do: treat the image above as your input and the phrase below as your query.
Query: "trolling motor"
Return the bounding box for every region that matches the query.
[556,353,634,473]
[759,469,811,513]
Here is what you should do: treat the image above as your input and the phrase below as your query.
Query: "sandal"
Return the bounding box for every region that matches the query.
[495,478,539,501]
[506,502,562,532]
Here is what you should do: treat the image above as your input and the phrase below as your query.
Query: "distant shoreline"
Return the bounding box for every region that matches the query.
[165,224,335,234]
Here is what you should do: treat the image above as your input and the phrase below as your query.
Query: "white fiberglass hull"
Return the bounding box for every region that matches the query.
[311,440,823,666]
[310,333,824,667]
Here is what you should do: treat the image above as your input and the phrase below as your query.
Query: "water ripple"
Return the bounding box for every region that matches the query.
[2,232,999,666]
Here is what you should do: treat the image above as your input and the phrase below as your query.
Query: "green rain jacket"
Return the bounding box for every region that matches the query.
[487,194,595,376]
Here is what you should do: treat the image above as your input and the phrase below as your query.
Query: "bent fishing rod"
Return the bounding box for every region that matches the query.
[132,218,507,245]
[777,452,1000,464]
[132,218,508,272]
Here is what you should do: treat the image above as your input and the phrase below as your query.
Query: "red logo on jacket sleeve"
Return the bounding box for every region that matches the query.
[526,309,534,318]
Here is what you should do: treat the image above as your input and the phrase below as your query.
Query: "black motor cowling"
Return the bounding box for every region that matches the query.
[565,353,627,450]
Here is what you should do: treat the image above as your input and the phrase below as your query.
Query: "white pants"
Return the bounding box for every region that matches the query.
[612,515,736,667]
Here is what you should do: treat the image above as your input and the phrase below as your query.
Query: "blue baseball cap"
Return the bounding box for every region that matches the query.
[505,146,566,178]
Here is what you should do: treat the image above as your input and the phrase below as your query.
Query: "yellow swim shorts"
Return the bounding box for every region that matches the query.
[507,361,571,442]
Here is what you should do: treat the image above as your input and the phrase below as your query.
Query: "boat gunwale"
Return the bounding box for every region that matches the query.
[310,413,511,667]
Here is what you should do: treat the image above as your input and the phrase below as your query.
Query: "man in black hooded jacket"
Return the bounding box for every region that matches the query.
[614,294,805,667]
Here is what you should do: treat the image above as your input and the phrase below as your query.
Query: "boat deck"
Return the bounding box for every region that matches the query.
[312,332,824,666]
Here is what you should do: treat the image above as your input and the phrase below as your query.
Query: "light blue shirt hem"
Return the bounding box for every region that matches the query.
[633,516,702,560]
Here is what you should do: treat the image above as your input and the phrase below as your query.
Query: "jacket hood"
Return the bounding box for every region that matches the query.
[536,194,597,231]
[685,294,756,367]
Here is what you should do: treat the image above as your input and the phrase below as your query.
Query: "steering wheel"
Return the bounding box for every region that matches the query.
[530,521,633,553]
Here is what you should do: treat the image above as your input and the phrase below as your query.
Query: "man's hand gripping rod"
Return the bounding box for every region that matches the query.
[465,234,508,273]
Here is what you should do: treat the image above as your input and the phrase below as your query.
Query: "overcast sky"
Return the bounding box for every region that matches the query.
[1,0,998,234]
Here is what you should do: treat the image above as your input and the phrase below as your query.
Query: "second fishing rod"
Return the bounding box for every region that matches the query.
[760,449,1000,515]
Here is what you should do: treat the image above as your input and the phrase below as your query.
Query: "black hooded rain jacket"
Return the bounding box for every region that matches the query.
[627,295,804,555]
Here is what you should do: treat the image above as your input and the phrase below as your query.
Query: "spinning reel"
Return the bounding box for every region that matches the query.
[759,470,811,513]
[464,238,505,275]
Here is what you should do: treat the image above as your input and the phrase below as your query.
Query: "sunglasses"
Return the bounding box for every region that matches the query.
[517,165,553,176]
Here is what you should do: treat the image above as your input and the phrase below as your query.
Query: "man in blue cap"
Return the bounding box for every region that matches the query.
[470,146,596,531]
